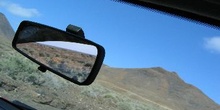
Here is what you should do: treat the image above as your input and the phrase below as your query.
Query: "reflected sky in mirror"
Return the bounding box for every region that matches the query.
[38,41,97,56]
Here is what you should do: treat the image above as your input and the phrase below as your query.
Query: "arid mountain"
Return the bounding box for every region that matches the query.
[0,12,14,51]
[0,12,15,40]
[97,66,220,110]
[0,13,219,110]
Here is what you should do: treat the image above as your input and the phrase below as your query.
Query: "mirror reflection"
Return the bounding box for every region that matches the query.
[16,42,97,83]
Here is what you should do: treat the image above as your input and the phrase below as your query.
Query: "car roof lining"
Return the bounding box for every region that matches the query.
[119,0,220,27]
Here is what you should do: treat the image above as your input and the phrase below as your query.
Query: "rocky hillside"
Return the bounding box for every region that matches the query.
[0,12,14,40]
[0,12,219,110]
[97,66,220,110]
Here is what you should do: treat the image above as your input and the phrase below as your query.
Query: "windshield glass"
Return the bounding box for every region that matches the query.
[0,0,219,110]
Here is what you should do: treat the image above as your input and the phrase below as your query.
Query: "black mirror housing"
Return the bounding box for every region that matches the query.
[12,21,105,85]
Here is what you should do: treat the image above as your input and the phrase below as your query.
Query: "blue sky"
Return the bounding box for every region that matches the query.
[1,0,220,104]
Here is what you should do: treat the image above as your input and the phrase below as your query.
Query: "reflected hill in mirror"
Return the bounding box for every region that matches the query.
[16,42,96,83]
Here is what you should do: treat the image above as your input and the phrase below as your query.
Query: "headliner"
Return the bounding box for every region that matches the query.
[119,0,220,27]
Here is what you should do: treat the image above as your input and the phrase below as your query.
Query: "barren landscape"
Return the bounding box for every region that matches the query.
[0,12,220,110]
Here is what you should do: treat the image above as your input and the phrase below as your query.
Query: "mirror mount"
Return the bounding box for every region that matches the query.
[66,24,85,39]
[38,65,47,73]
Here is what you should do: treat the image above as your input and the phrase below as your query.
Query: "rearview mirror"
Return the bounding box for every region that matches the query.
[12,21,105,85]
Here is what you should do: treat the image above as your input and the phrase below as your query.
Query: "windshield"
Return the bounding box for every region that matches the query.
[0,0,219,110]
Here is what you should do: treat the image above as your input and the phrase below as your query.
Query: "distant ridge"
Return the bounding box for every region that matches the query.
[0,12,15,40]
[97,66,220,110]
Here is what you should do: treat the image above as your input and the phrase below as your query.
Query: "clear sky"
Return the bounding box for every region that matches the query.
[1,0,220,104]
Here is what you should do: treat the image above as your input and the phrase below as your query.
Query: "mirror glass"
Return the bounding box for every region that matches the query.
[15,25,98,83]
